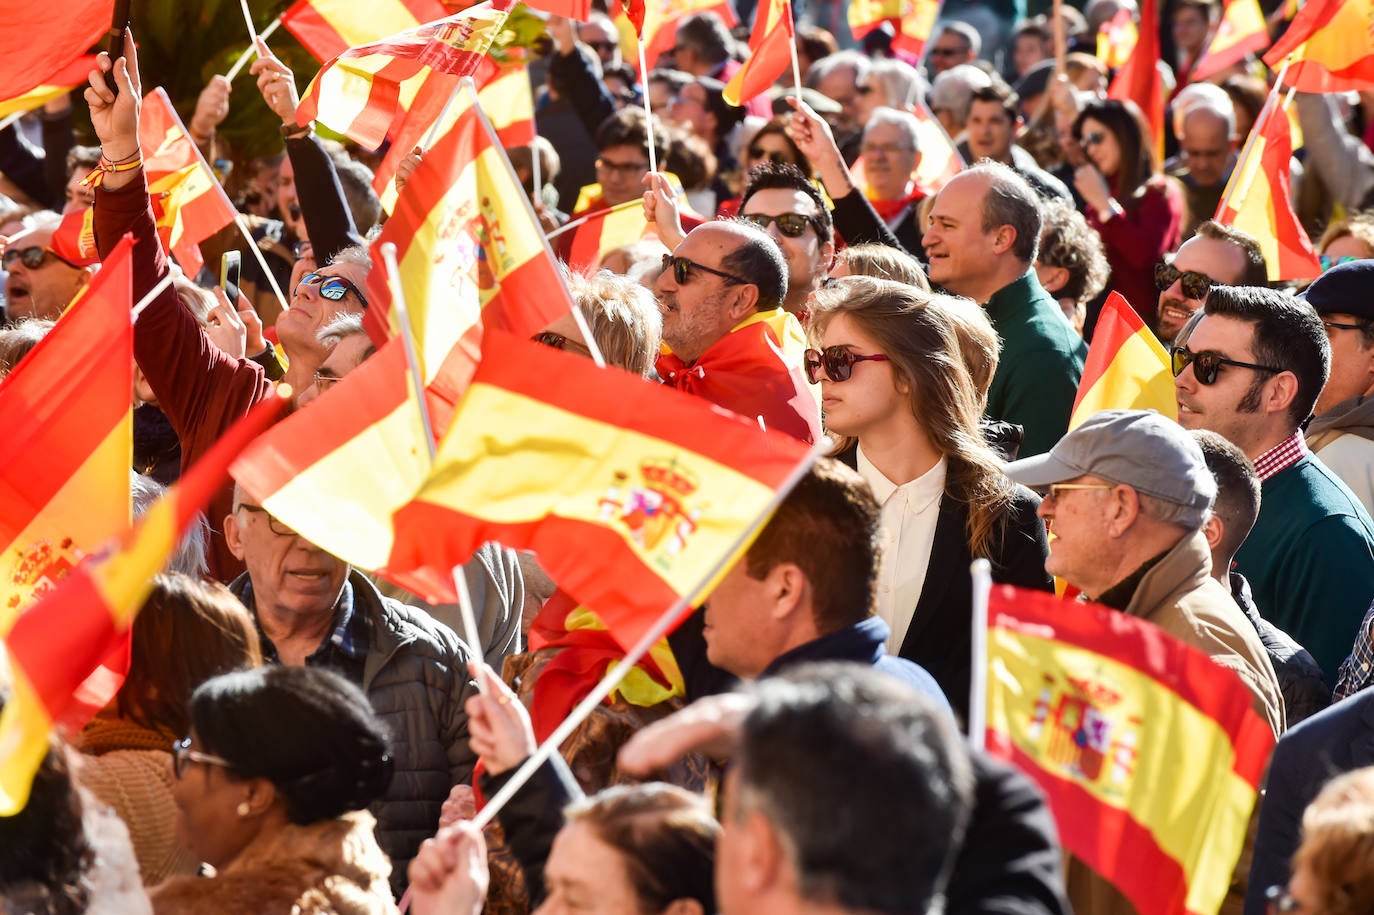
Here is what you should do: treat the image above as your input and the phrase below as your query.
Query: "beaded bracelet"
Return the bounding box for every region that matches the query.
[79,155,145,189]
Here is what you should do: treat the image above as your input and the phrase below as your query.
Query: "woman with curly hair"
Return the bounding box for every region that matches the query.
[1267,766,1374,914]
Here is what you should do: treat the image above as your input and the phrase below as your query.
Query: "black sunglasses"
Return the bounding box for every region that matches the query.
[804,345,890,384]
[531,330,592,355]
[1169,344,1282,386]
[1154,262,1213,300]
[747,145,792,166]
[1079,131,1107,148]
[586,39,619,53]
[741,212,815,239]
[295,271,369,306]
[2,245,80,271]
[661,254,749,287]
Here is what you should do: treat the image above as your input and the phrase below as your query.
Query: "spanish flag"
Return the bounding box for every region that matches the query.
[364,95,575,388]
[0,238,133,635]
[554,198,652,273]
[1190,0,1269,83]
[48,207,99,268]
[1215,94,1321,282]
[632,0,737,73]
[0,392,284,814]
[1069,292,1175,431]
[386,329,814,644]
[723,0,794,107]
[847,0,941,58]
[0,56,97,120]
[984,584,1274,915]
[139,88,239,277]
[1096,8,1138,70]
[0,4,109,103]
[1263,0,1374,93]
[294,0,514,151]
[1107,0,1164,161]
[282,0,449,63]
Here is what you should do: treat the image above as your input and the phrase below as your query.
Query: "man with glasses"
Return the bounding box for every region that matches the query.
[654,220,820,443]
[1005,409,1283,913]
[1153,219,1267,344]
[738,162,835,316]
[2,211,93,320]
[859,108,927,256]
[277,245,371,396]
[928,23,981,75]
[1300,260,1374,518]
[1173,283,1374,684]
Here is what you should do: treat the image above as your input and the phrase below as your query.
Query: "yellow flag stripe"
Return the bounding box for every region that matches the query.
[329,0,438,46]
[1070,327,1177,426]
[0,660,55,814]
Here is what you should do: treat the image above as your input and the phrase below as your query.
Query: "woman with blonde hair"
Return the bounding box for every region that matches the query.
[1267,766,1374,913]
[808,276,1052,723]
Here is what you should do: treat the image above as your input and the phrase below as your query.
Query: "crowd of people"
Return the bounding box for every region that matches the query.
[6,0,1374,912]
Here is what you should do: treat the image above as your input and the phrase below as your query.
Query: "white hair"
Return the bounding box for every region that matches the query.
[864,106,922,152]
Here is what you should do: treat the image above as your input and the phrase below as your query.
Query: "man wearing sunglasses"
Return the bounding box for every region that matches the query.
[1,212,94,320]
[655,221,821,444]
[738,162,835,316]
[1154,220,1267,345]
[1174,283,1374,685]
[276,246,372,396]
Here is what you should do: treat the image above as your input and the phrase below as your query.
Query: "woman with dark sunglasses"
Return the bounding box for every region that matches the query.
[1072,99,1183,330]
[808,276,1052,724]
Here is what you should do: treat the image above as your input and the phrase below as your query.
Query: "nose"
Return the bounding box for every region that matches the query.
[1036,495,1054,520]
[655,264,677,294]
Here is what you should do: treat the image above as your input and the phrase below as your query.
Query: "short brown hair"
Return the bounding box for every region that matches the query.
[833,243,929,288]
[1194,219,1269,286]
[968,80,1020,122]
[1292,767,1374,915]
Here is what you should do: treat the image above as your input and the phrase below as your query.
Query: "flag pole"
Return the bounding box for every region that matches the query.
[469,437,829,830]
[451,567,488,694]
[968,559,991,752]
[238,0,261,49]
[130,274,175,322]
[380,241,439,462]
[225,16,282,81]
[1214,58,1288,218]
[787,0,803,105]
[638,39,660,174]
[233,215,291,318]
[544,198,644,241]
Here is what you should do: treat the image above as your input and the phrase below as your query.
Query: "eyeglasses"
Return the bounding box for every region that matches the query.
[531,330,592,356]
[929,46,965,57]
[596,157,650,178]
[1264,885,1300,914]
[1041,482,1115,501]
[172,737,235,779]
[860,142,915,157]
[237,502,296,537]
[1169,344,1283,386]
[586,40,619,54]
[1323,319,1369,333]
[312,370,343,394]
[741,212,816,239]
[661,254,749,287]
[803,345,891,384]
[1154,262,1213,300]
[1320,254,1360,271]
[294,271,368,306]
[1079,131,1108,148]
[2,246,80,271]
[747,145,792,166]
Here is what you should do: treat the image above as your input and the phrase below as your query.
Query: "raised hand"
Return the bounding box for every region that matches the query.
[84,28,142,164]
[464,663,536,776]
[407,821,489,915]
[250,38,301,128]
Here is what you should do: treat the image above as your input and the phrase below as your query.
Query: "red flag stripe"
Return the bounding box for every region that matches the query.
[1070,292,1148,415]
[5,575,122,719]
[282,0,355,61]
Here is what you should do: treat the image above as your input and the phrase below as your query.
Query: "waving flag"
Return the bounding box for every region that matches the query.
[282,0,449,62]
[1190,0,1269,83]
[0,4,110,103]
[847,0,941,58]
[1263,0,1374,92]
[0,56,98,120]
[1107,0,1164,161]
[1096,8,1138,70]
[0,393,284,814]
[724,0,794,106]
[983,584,1274,915]
[1216,95,1321,282]
[138,89,239,276]
[1069,292,1176,431]
[634,0,737,72]
[554,198,652,273]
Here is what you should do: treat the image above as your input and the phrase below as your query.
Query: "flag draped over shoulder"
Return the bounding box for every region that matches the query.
[138,89,239,276]
[0,394,284,814]
[282,0,450,62]
[1069,292,1176,431]
[0,56,98,120]
[847,0,941,58]
[294,1,514,150]
[364,98,574,389]
[1190,0,1269,83]
[1215,97,1322,282]
[723,0,794,106]
[1107,0,1164,161]
[984,584,1275,915]
[1263,0,1374,93]
[386,330,815,646]
[0,238,133,634]
[0,4,110,102]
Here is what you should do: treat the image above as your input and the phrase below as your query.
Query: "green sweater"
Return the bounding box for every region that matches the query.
[1235,453,1374,683]
[983,271,1088,457]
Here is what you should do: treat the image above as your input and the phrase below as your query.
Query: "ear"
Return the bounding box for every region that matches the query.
[1040,264,1071,295]
[1264,371,1300,418]
[1202,513,1225,550]
[739,809,787,894]
[224,510,246,561]
[1106,485,1142,537]
[821,236,837,274]
[727,283,761,321]
[911,149,924,176]
[990,224,1018,257]
[765,563,808,623]
[240,777,279,818]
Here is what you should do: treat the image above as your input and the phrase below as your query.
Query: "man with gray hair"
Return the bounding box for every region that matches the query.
[928,63,992,139]
[923,162,1086,456]
[805,50,869,141]
[928,22,981,74]
[1166,91,1239,240]
[860,107,926,255]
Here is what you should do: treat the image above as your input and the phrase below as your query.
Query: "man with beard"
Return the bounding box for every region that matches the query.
[1154,220,1267,344]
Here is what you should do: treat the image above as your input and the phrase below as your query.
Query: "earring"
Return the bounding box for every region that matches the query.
[236,801,251,817]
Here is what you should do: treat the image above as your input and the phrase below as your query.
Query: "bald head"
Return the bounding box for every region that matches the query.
[1180,105,1237,187]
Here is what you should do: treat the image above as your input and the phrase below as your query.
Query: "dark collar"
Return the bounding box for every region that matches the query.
[1094,549,1171,611]
[243,578,367,665]
[983,269,1041,315]
[761,616,889,676]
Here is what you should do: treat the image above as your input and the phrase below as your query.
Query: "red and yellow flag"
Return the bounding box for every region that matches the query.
[1069,292,1175,431]
[364,97,574,388]
[724,0,794,107]
[138,88,239,276]
[282,0,450,62]
[555,199,652,273]
[983,584,1274,915]
[1190,0,1269,83]
[386,330,814,642]
[48,207,99,268]
[1215,96,1321,282]
[0,4,109,103]
[847,0,941,58]
[1107,0,1164,162]
[0,56,98,120]
[295,0,514,150]
[633,0,737,72]
[1097,8,1138,70]
[0,238,132,635]
[1263,0,1374,93]
[0,392,284,814]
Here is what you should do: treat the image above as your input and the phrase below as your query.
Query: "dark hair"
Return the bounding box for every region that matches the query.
[190,666,394,825]
[0,317,54,376]
[564,783,718,914]
[0,741,93,915]
[742,457,881,632]
[1192,429,1260,559]
[1198,285,1331,428]
[595,107,670,163]
[1174,0,1220,22]
[740,160,833,245]
[743,118,811,175]
[719,218,789,310]
[734,663,973,915]
[694,75,746,138]
[665,126,718,192]
[118,573,263,738]
[1037,196,1109,306]
[1013,17,1052,44]
[968,80,1020,122]
[796,26,839,67]
[1193,219,1269,286]
[675,11,735,64]
[1073,99,1157,205]
[64,146,101,179]
[966,160,1043,263]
